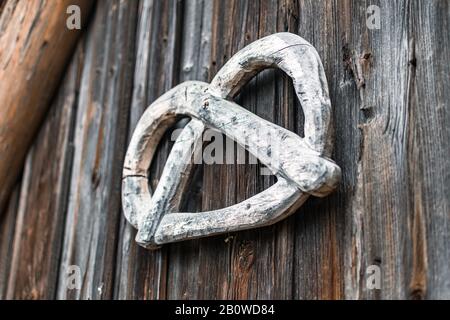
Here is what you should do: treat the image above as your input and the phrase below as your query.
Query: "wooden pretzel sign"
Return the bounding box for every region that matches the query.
[122,33,341,249]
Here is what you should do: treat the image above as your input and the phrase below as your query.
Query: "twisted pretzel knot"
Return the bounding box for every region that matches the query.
[122,33,341,249]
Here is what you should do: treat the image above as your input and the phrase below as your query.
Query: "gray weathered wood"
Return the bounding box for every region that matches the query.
[1,0,448,300]
[0,184,19,299]
[5,46,83,299]
[56,0,138,299]
[165,0,213,299]
[114,0,183,300]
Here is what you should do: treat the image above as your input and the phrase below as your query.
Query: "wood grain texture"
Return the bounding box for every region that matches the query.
[5,46,83,300]
[55,0,138,299]
[0,184,19,299]
[293,0,450,299]
[1,0,448,300]
[114,0,183,299]
[195,0,306,300]
[0,0,6,21]
[0,0,93,213]
[406,0,449,300]
[164,0,213,300]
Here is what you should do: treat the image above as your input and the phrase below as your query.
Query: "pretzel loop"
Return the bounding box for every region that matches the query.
[122,33,341,249]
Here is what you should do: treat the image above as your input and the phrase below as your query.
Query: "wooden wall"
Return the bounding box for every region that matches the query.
[0,0,449,299]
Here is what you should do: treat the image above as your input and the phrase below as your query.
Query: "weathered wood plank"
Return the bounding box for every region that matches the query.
[0,0,448,300]
[192,0,238,299]
[5,46,83,299]
[408,0,449,299]
[184,0,303,300]
[0,0,7,18]
[0,183,20,299]
[294,0,348,300]
[114,0,183,299]
[291,0,450,300]
[162,0,213,300]
[231,0,299,299]
[56,0,138,299]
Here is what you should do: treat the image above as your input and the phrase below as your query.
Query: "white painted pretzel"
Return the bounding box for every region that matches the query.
[122,33,341,249]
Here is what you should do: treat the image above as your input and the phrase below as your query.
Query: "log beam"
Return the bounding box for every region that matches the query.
[0,0,93,212]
